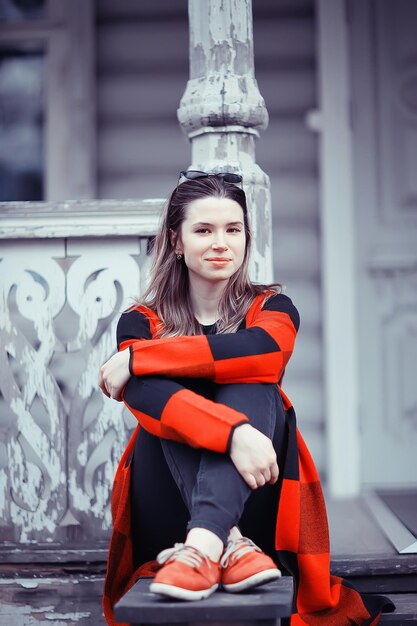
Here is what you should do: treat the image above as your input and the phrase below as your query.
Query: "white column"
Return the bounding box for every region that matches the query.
[316,0,361,496]
[178,0,273,283]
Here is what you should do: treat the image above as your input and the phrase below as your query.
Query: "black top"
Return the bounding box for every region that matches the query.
[200,321,218,335]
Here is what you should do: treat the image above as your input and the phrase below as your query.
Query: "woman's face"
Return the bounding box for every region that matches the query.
[172,195,247,289]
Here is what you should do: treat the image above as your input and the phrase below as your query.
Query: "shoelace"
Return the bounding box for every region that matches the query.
[220,537,262,568]
[156,543,212,569]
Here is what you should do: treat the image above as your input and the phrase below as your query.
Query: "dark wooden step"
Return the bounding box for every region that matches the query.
[330,553,417,593]
[327,496,417,595]
[114,578,294,625]
[379,594,417,624]
[114,579,416,626]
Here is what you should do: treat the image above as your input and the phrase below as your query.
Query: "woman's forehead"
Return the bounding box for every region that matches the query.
[184,196,244,223]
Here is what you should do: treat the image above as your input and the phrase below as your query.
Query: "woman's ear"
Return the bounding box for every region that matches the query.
[169,228,182,254]
[169,228,176,248]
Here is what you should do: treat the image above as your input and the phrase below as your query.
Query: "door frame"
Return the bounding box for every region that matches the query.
[316,0,361,497]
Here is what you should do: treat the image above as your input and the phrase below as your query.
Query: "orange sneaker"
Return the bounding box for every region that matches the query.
[149,543,221,601]
[220,537,281,592]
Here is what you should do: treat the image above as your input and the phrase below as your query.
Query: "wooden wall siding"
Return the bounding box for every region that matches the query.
[0,200,160,548]
[96,0,189,199]
[253,0,323,472]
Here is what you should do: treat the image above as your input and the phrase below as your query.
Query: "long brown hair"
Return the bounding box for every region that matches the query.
[137,175,282,337]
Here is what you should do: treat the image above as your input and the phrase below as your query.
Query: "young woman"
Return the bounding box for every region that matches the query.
[99,172,394,626]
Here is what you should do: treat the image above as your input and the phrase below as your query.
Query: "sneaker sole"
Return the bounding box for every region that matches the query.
[222,568,281,593]
[149,581,219,601]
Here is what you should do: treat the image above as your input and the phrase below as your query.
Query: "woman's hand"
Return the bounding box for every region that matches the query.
[98,349,131,401]
[229,424,279,490]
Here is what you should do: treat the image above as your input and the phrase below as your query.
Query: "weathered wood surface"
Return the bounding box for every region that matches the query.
[0,547,108,564]
[0,559,106,577]
[0,201,157,550]
[0,498,415,625]
[379,594,417,623]
[114,578,293,624]
[327,496,417,592]
[328,496,417,571]
[327,496,398,554]
[114,581,417,626]
[0,199,163,238]
[331,555,417,578]
[0,573,106,626]
[342,575,417,594]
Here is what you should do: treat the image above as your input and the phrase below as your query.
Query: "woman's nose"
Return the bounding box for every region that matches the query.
[212,241,228,250]
[212,234,228,249]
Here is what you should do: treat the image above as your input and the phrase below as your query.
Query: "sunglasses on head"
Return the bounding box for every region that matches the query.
[177,170,243,188]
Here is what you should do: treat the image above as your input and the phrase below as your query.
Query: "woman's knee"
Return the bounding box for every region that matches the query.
[214,383,283,438]
[214,382,280,411]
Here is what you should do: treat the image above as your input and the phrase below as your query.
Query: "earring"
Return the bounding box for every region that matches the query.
[176,252,183,260]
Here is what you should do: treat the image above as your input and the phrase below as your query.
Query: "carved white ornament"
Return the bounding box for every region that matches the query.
[372,267,417,435]
[0,245,66,542]
[0,238,148,543]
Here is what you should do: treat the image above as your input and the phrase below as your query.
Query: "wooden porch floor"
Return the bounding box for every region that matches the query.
[1,496,416,624]
[328,495,417,577]
[115,496,417,624]
[328,495,417,623]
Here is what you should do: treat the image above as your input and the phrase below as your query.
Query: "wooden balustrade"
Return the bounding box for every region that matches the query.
[0,199,162,555]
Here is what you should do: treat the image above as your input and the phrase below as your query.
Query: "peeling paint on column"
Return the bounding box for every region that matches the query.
[192,43,207,78]
[212,41,232,73]
[238,76,248,94]
[178,0,273,283]
[255,187,268,255]
[179,0,268,133]
[45,612,91,621]
[0,468,7,518]
[214,134,228,160]
[233,40,252,75]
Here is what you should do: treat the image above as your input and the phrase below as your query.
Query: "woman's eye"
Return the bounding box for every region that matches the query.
[195,228,241,234]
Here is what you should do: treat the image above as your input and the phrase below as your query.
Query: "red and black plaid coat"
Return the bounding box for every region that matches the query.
[103,290,394,625]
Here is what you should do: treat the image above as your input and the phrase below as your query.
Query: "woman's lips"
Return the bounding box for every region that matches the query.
[206,258,231,264]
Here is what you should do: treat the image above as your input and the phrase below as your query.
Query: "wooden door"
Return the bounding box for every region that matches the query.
[350,0,417,486]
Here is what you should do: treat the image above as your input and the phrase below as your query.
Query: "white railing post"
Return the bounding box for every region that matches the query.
[178,0,273,283]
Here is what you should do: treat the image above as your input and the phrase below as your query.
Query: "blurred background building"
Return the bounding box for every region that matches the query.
[0,0,416,623]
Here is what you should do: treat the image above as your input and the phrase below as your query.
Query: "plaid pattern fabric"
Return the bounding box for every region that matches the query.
[102,291,394,626]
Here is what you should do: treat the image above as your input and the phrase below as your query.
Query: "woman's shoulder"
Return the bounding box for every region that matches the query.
[118,303,155,324]
[252,286,300,331]
[117,302,161,344]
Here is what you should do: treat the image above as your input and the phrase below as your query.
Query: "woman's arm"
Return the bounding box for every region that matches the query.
[99,308,248,453]
[122,375,248,453]
[124,293,300,384]
[99,305,280,484]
